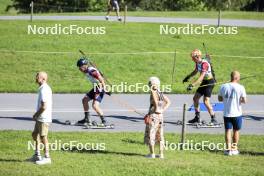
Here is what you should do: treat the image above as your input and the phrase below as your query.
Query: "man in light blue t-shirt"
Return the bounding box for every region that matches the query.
[218,71,246,156]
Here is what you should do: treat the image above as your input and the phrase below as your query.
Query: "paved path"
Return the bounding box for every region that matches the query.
[0,16,263,28]
[0,94,263,134]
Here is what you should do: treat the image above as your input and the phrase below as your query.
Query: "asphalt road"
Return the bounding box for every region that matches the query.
[0,94,263,134]
[0,15,264,28]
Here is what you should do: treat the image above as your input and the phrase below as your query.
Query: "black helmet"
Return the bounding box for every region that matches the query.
[76,57,88,67]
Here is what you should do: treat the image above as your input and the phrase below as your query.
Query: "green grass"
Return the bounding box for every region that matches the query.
[1,7,264,20]
[37,11,264,20]
[0,0,17,15]
[0,130,263,176]
[0,20,263,93]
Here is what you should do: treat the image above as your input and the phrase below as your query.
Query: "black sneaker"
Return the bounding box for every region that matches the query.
[211,117,218,124]
[118,17,122,21]
[77,118,88,124]
[101,119,107,126]
[188,112,201,123]
[188,117,201,124]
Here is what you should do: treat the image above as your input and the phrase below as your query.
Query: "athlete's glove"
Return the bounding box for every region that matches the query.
[187,84,193,91]
[182,75,191,83]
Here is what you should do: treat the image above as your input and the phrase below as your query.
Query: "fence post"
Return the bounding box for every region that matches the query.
[180,103,187,150]
[123,5,127,24]
[30,1,34,22]
[217,10,221,27]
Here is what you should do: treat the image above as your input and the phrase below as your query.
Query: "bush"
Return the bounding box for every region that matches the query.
[6,0,260,13]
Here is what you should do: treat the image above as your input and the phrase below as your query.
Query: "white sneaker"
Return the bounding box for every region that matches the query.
[231,150,239,155]
[224,150,232,156]
[145,154,155,159]
[26,154,42,162]
[36,157,51,165]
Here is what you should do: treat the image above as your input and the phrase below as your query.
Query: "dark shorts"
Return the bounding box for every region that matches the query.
[196,79,215,97]
[86,88,104,103]
[224,116,243,130]
[110,0,119,9]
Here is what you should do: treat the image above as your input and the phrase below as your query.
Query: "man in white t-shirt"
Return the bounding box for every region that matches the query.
[218,71,246,156]
[30,71,52,165]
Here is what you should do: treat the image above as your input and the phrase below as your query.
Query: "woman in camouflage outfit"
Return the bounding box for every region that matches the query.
[144,77,170,159]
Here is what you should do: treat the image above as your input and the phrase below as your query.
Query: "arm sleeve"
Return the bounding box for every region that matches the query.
[40,88,49,103]
[241,86,246,98]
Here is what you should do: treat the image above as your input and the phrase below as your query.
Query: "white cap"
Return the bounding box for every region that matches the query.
[149,76,160,87]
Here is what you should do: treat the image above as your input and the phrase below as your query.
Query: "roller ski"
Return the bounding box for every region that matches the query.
[186,112,201,125]
[195,121,223,128]
[64,119,90,126]
[176,112,222,128]
[84,121,115,129]
[192,114,222,128]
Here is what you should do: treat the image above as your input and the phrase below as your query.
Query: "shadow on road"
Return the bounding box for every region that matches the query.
[244,115,264,121]
[0,116,71,125]
[0,115,184,126]
[104,115,142,122]
[0,116,33,121]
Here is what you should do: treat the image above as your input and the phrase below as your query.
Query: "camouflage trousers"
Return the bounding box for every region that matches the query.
[144,113,165,149]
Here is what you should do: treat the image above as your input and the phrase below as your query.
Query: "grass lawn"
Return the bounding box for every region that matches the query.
[0,21,264,94]
[0,0,16,15]
[37,11,264,20]
[0,130,263,176]
[0,20,263,94]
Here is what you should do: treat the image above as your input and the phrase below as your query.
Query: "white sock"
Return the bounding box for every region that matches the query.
[45,152,50,158]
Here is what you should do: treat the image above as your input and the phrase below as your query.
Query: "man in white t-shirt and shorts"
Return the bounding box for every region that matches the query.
[218,71,246,156]
[31,71,53,165]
